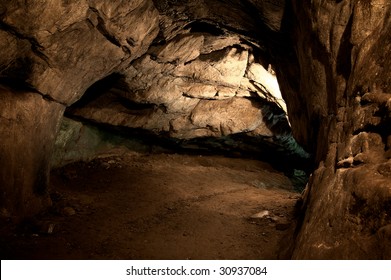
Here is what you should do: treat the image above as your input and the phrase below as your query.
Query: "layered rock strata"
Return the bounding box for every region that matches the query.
[68,33,287,141]
[0,0,390,260]
[0,0,159,217]
[283,0,391,259]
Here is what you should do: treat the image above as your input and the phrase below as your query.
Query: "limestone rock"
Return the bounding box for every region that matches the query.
[1,0,389,260]
[0,0,160,218]
[0,0,159,105]
[175,47,249,87]
[149,34,204,63]
[69,32,284,141]
[183,84,218,99]
[250,210,270,219]
[88,0,159,58]
[285,0,391,259]
[0,85,64,218]
[190,98,265,136]
[246,60,286,112]
[201,35,242,54]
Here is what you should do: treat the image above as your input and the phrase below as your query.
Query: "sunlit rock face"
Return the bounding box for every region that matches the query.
[68,33,286,140]
[64,3,302,170]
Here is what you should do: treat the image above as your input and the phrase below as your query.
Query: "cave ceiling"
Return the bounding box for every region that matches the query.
[1,0,391,260]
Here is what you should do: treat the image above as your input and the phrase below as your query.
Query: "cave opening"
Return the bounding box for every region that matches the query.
[2,0,389,261]
[59,55,312,192]
[0,0,319,259]
[28,36,312,259]
[1,11,315,258]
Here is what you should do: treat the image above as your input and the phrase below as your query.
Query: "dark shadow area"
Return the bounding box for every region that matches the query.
[63,110,312,192]
[184,21,226,36]
[69,73,125,109]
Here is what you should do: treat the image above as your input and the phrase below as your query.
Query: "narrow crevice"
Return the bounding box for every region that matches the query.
[353,121,391,150]
[0,77,66,106]
[0,21,44,49]
[88,7,122,48]
[184,21,225,36]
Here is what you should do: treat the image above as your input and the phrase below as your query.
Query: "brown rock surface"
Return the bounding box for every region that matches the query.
[68,31,286,143]
[0,0,160,218]
[0,0,390,260]
[0,85,64,218]
[0,0,159,104]
[279,0,391,259]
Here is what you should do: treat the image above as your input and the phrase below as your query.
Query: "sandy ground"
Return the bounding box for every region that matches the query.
[0,150,301,259]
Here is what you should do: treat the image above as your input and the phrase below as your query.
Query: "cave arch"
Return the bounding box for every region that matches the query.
[0,0,390,259]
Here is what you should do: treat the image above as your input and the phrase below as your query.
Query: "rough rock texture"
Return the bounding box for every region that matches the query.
[0,0,390,260]
[279,0,391,259]
[68,34,286,140]
[0,0,159,104]
[51,117,178,168]
[0,0,296,220]
[0,0,159,218]
[0,85,64,218]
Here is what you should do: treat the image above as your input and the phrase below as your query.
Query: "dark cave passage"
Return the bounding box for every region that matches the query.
[1,0,390,260]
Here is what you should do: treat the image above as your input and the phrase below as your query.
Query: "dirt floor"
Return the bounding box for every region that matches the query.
[0,149,301,259]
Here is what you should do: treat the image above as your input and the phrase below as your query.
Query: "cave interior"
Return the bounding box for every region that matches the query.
[0,0,391,259]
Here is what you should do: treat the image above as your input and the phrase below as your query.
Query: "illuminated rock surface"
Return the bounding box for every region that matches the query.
[0,0,390,259]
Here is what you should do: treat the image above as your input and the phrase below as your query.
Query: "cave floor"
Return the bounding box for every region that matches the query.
[0,149,301,260]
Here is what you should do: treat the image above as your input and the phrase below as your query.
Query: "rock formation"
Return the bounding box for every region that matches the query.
[0,0,160,217]
[285,0,391,259]
[0,0,390,259]
[67,34,288,142]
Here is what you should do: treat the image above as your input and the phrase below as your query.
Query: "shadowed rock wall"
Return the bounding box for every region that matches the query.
[0,0,390,259]
[283,0,391,259]
[0,85,64,217]
[0,0,160,218]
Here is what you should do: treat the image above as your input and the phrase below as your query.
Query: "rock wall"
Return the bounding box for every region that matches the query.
[62,32,309,185]
[278,0,391,259]
[0,0,160,218]
[68,33,286,140]
[0,85,64,218]
[0,0,159,104]
[1,0,292,218]
[0,0,390,259]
